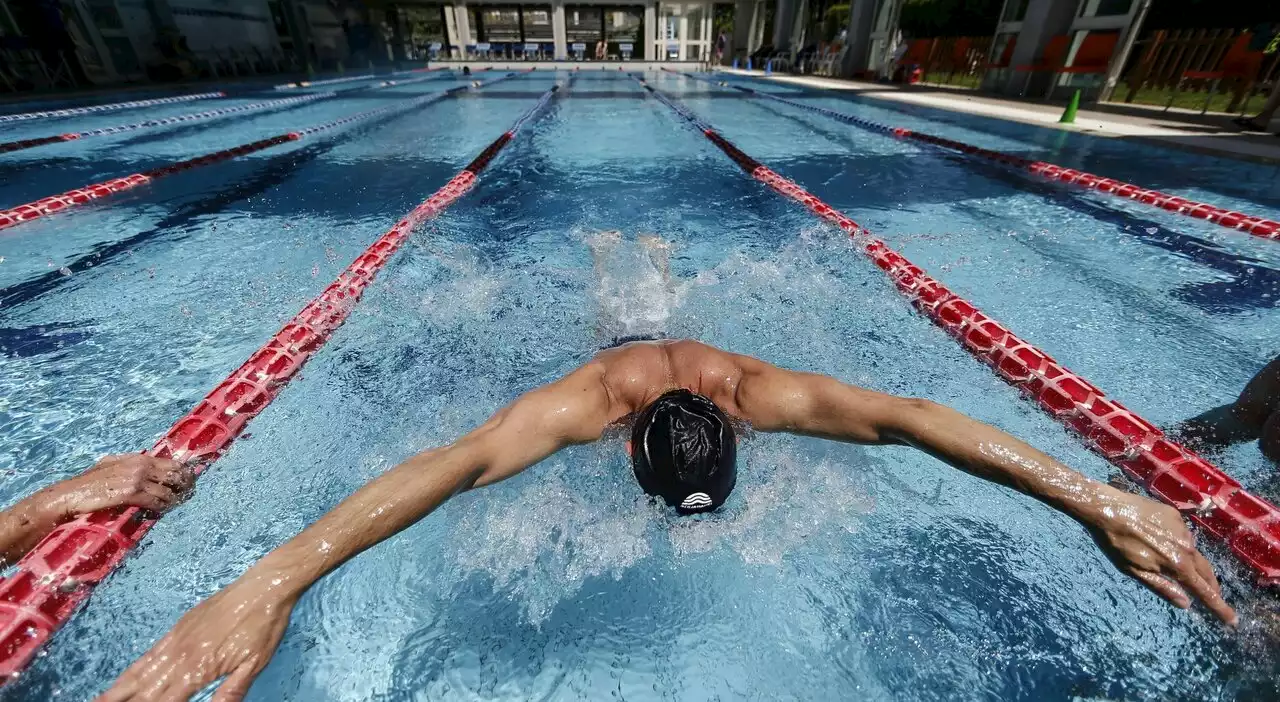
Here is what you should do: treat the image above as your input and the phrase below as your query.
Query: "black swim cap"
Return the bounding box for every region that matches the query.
[631,389,737,514]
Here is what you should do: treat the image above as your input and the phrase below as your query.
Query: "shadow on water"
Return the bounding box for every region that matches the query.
[0,92,470,206]
[0,100,478,316]
[736,97,1280,314]
[111,98,336,149]
[758,83,1280,208]
[936,151,1280,314]
[0,320,91,358]
[0,155,79,179]
[0,143,336,311]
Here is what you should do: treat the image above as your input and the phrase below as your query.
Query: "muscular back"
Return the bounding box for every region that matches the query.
[592,340,753,422]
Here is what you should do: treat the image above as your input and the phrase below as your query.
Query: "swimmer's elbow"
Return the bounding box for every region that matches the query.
[880,397,949,443]
[403,437,493,494]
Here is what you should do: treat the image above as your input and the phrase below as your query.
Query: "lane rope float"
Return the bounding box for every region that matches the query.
[0,93,335,155]
[0,72,521,232]
[270,67,441,90]
[0,80,561,682]
[0,71,460,156]
[636,74,1280,586]
[0,91,226,125]
[679,71,1280,243]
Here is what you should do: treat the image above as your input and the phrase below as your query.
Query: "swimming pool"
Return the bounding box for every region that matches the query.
[1,68,1278,700]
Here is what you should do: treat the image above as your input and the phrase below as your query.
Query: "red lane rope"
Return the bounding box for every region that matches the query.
[637,76,1280,585]
[0,73,517,232]
[0,92,225,124]
[0,82,561,682]
[680,71,1280,243]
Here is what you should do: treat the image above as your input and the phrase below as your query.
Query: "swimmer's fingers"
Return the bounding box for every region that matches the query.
[1191,550,1224,597]
[97,647,177,701]
[1128,568,1191,609]
[1169,558,1238,626]
[210,662,259,702]
[126,483,177,513]
[151,463,195,493]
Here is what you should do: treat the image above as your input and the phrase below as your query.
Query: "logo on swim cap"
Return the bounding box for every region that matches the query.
[680,492,713,510]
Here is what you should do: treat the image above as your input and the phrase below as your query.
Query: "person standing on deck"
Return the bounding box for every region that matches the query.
[1233,25,1280,134]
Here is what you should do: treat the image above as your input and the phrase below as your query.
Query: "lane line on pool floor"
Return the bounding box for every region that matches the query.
[676,71,1280,243]
[0,71,459,156]
[0,72,524,232]
[634,73,1280,586]
[0,91,228,125]
[0,79,564,682]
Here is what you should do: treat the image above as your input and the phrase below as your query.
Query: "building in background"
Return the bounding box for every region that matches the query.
[0,0,396,89]
[439,1,712,62]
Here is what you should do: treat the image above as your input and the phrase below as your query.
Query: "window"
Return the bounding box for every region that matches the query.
[481,8,520,42]
[688,4,704,41]
[566,6,602,44]
[404,6,449,55]
[523,6,553,41]
[605,9,642,43]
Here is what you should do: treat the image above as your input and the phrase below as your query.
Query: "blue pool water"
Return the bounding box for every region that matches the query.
[1,69,1278,700]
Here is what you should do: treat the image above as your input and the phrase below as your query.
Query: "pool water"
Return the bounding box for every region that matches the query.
[1,69,1278,700]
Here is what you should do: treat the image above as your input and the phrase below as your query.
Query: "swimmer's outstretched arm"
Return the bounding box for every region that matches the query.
[733,358,1237,626]
[0,454,191,566]
[99,366,611,702]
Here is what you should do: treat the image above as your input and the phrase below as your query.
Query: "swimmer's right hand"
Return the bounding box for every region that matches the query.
[40,453,193,519]
[1084,490,1237,626]
[97,577,294,702]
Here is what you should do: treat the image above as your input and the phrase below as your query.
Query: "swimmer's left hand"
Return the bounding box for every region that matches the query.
[1085,490,1237,626]
[96,577,293,702]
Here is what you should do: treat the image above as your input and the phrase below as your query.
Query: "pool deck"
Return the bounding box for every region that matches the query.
[716,68,1280,166]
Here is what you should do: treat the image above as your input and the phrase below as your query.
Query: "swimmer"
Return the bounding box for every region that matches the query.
[471,80,481,88]
[104,341,1236,700]
[1171,355,1280,464]
[462,65,471,76]
[1,454,193,566]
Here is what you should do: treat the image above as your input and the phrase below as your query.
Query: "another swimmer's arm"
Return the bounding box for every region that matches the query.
[735,363,1236,625]
[1171,357,1280,449]
[0,454,191,566]
[1170,404,1258,448]
[101,366,611,702]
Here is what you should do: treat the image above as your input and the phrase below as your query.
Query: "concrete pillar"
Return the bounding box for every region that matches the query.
[752,1,766,51]
[772,0,794,51]
[789,0,807,50]
[454,3,473,50]
[387,5,407,64]
[644,2,657,60]
[444,6,460,56]
[839,0,875,77]
[281,0,314,73]
[998,0,1076,95]
[730,0,754,60]
[552,1,567,60]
